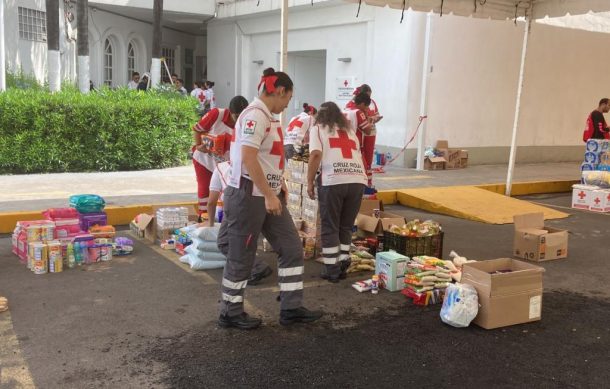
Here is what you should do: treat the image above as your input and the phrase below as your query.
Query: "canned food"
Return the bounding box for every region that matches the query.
[26,226,42,242]
[48,242,63,273]
[32,242,48,274]
[41,224,55,241]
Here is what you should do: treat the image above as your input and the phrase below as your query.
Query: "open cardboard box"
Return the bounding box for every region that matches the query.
[462,258,545,330]
[134,205,198,243]
[513,213,568,262]
[356,199,405,236]
[433,140,468,170]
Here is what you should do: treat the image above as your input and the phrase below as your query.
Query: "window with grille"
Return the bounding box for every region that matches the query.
[18,7,47,42]
[161,47,175,76]
[127,42,136,80]
[104,39,113,87]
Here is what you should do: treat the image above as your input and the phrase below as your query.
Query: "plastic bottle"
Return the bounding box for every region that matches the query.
[73,242,82,265]
[373,149,379,165]
[67,243,76,269]
[80,241,90,264]
[371,275,379,294]
[216,201,224,223]
[386,152,392,165]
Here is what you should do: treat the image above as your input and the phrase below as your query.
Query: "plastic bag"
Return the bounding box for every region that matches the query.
[69,194,106,213]
[184,244,226,262]
[179,253,225,270]
[188,225,221,242]
[190,238,221,253]
[440,283,479,328]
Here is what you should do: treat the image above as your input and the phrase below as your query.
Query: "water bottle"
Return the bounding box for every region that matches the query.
[371,274,379,294]
[374,149,379,165]
[216,201,224,223]
[73,242,82,265]
[386,152,392,165]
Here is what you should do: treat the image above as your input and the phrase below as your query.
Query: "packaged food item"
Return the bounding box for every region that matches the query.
[48,241,63,273]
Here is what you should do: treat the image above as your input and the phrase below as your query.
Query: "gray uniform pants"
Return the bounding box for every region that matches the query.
[317,182,365,279]
[218,221,269,276]
[219,178,304,317]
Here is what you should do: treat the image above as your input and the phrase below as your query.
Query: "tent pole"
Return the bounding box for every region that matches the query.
[505,19,531,196]
[279,0,288,125]
[416,13,433,171]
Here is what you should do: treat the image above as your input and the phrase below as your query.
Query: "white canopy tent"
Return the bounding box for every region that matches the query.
[320,0,610,195]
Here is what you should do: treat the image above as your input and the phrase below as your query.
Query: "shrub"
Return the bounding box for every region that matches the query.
[0,87,199,174]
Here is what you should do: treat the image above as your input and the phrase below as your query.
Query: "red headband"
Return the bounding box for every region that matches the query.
[306,105,315,115]
[258,75,278,93]
[353,87,361,96]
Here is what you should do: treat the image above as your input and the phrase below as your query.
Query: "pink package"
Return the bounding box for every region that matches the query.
[42,208,79,220]
[54,219,82,238]
[15,231,28,263]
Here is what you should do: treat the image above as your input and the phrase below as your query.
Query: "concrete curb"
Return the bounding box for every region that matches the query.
[0,180,578,233]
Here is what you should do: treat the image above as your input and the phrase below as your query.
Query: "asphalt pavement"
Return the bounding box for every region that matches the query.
[0,193,608,388]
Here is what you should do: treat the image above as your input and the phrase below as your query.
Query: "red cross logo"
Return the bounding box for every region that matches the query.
[578,191,586,200]
[344,80,349,87]
[246,120,255,128]
[594,197,601,205]
[607,193,610,201]
[287,118,303,133]
[269,127,285,169]
[329,130,357,158]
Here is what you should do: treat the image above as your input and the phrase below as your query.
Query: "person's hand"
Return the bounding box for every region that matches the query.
[196,143,210,153]
[307,181,316,200]
[265,194,282,216]
[281,180,288,201]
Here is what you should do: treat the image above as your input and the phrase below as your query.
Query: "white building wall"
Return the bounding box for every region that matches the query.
[210,3,610,165]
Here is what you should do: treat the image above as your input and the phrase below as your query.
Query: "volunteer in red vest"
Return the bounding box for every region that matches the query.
[192,96,249,218]
[584,98,610,141]
[219,67,323,330]
[344,93,374,184]
[346,84,382,187]
[209,161,273,285]
[307,102,367,282]
[284,103,317,160]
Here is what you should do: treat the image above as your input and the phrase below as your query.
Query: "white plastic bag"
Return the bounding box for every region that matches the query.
[184,244,226,262]
[179,254,225,270]
[440,283,479,328]
[190,237,221,253]
[188,226,221,242]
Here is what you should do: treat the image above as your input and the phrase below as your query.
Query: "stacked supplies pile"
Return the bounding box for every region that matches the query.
[403,256,453,306]
[178,225,226,270]
[582,139,610,171]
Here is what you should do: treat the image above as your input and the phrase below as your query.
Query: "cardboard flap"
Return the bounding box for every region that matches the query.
[359,199,384,214]
[514,213,544,231]
[355,213,379,234]
[462,258,544,298]
[519,228,548,237]
[380,216,406,231]
[436,140,449,149]
[136,214,154,229]
[428,156,447,163]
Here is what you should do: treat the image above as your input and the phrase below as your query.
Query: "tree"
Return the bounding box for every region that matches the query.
[46,0,61,92]
[77,0,89,93]
[150,0,163,87]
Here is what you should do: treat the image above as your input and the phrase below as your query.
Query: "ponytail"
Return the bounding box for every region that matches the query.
[303,103,317,115]
[258,67,293,95]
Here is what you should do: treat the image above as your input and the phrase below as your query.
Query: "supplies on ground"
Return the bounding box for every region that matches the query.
[401,255,452,306]
[347,248,375,274]
[10,196,132,275]
[575,141,610,213]
[178,224,226,270]
[439,283,479,328]
[423,140,469,170]
[581,139,610,172]
[383,219,443,259]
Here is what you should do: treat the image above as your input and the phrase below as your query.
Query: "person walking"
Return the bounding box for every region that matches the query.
[219,67,323,330]
[284,103,317,160]
[584,98,610,141]
[192,96,249,216]
[307,101,367,282]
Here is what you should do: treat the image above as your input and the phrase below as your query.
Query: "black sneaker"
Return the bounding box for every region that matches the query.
[218,312,262,330]
[279,307,323,326]
[320,272,340,283]
[248,266,273,286]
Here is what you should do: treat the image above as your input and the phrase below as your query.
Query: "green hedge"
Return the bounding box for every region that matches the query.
[0,87,198,173]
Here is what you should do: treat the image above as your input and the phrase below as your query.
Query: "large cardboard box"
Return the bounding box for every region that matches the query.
[356,199,405,236]
[571,184,598,210]
[434,140,468,169]
[134,213,156,243]
[375,251,409,292]
[513,213,568,262]
[589,189,610,213]
[424,156,446,170]
[462,258,544,329]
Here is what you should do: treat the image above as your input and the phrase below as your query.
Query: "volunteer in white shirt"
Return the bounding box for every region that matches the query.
[284,103,317,160]
[203,81,216,114]
[219,67,323,330]
[308,101,367,282]
[343,92,375,186]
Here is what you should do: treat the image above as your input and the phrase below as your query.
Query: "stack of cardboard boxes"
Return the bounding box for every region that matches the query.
[284,160,322,257]
[424,140,469,170]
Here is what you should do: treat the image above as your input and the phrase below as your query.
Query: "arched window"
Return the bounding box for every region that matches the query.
[127,42,136,80]
[104,38,113,86]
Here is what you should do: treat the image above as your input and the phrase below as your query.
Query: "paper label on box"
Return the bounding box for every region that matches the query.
[529,295,542,319]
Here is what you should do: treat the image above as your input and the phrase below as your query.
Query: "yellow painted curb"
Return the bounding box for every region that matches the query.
[377,190,397,206]
[476,180,579,196]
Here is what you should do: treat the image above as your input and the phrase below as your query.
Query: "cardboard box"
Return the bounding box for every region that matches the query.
[513,213,568,262]
[424,156,446,170]
[375,251,409,292]
[462,258,544,329]
[589,189,610,213]
[571,184,598,210]
[134,213,156,243]
[356,199,405,236]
